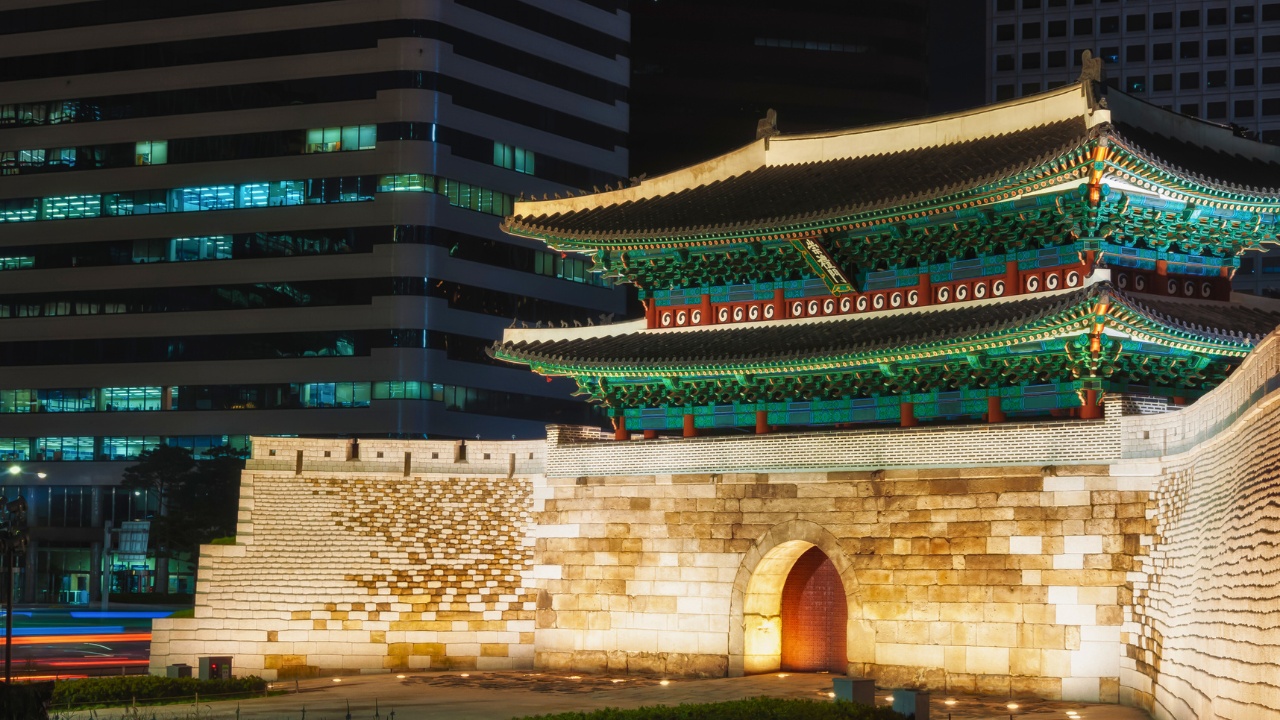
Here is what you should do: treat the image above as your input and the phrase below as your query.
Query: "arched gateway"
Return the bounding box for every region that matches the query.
[729,520,874,676]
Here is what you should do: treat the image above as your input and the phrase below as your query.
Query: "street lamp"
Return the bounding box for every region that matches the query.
[2,463,44,720]
[1,490,30,720]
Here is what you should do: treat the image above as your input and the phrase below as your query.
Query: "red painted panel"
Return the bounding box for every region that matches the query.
[780,547,848,672]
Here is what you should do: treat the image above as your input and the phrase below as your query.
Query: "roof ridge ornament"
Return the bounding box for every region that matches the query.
[1078,50,1108,113]
[756,108,780,147]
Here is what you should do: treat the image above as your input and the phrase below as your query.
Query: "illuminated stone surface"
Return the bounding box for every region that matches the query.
[152,335,1280,719]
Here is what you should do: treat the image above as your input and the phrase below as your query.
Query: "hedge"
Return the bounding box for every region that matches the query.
[511,697,906,720]
[51,675,267,708]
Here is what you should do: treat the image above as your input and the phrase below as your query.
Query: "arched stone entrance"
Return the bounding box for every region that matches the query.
[780,546,847,672]
[728,520,874,676]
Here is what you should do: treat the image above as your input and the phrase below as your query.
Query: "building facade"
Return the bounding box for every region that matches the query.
[155,79,1280,719]
[985,0,1280,294]
[0,0,630,603]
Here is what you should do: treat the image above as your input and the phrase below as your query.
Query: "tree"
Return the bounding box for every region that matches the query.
[121,444,246,594]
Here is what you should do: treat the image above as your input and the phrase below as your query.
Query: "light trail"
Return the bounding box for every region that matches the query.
[4,632,151,646]
[46,659,150,667]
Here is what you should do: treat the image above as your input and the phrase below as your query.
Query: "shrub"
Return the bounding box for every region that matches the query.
[511,697,905,720]
[51,675,266,709]
[210,536,237,545]
[6,681,54,720]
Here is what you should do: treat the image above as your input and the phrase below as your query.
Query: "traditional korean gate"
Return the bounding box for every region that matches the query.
[780,546,848,672]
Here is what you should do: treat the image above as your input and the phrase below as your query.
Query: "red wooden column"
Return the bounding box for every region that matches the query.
[917,271,932,306]
[1172,396,1187,406]
[1005,260,1021,296]
[614,416,628,441]
[899,401,918,427]
[1155,259,1168,276]
[987,395,1006,423]
[700,292,713,325]
[643,430,658,440]
[755,409,770,434]
[1079,389,1103,419]
[645,299,657,328]
[683,413,698,437]
[772,288,786,319]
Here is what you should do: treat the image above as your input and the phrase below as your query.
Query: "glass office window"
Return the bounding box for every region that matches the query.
[171,236,233,261]
[0,437,30,460]
[0,389,34,413]
[135,140,167,165]
[36,436,94,461]
[171,185,236,212]
[101,436,160,459]
[102,387,162,411]
[41,194,100,220]
[37,388,95,412]
[493,142,535,175]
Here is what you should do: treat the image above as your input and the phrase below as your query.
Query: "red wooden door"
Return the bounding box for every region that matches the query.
[780,546,848,672]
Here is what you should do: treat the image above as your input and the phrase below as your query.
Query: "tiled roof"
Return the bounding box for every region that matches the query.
[507,118,1091,242]
[492,284,1280,373]
[1112,122,1280,196]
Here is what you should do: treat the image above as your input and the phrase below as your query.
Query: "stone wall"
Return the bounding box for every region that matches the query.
[149,334,1280,717]
[150,437,544,679]
[532,463,1153,703]
[1118,333,1280,720]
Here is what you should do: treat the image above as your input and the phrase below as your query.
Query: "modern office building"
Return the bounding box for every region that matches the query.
[985,0,1280,294]
[0,0,630,603]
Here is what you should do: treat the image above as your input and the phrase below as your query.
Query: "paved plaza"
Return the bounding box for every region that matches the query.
[56,672,1153,719]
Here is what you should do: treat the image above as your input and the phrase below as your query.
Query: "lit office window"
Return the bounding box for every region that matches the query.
[493,142,536,175]
[135,141,167,165]
[170,236,233,262]
[172,185,236,212]
[37,389,95,412]
[102,387,163,411]
[377,173,429,192]
[300,382,371,408]
[41,194,101,220]
[0,389,34,413]
[304,125,375,153]
[0,256,34,271]
[0,438,30,460]
[35,436,94,461]
[101,436,161,460]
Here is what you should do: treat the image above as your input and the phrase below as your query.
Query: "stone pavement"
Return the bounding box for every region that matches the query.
[55,672,1153,719]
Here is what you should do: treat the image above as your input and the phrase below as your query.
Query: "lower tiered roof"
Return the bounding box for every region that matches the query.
[494,282,1280,376]
[492,278,1280,430]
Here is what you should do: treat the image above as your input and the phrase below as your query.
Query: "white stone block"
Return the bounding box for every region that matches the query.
[1009,536,1043,554]
[1063,535,1103,555]
[1053,554,1084,570]
[1070,642,1121,677]
[531,565,562,580]
[1061,677,1101,702]
[1056,604,1097,626]
[1047,586,1078,605]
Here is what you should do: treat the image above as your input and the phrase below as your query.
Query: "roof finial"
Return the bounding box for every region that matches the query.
[756,108,779,141]
[1079,50,1107,111]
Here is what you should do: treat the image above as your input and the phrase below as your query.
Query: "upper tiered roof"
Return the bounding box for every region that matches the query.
[504,75,1280,251]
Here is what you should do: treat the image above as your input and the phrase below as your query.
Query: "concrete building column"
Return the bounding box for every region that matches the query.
[90,541,103,604]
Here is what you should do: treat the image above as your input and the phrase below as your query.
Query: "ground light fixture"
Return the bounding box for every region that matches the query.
[1008,701,1020,720]
[945,698,957,720]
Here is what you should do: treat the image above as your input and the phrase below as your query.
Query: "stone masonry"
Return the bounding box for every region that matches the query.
[151,337,1280,719]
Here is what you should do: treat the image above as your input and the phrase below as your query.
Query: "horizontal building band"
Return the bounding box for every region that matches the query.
[0,173,519,223]
[0,19,627,104]
[0,384,601,449]
[0,1,629,61]
[0,225,610,290]
[0,71,627,150]
[0,121,619,189]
